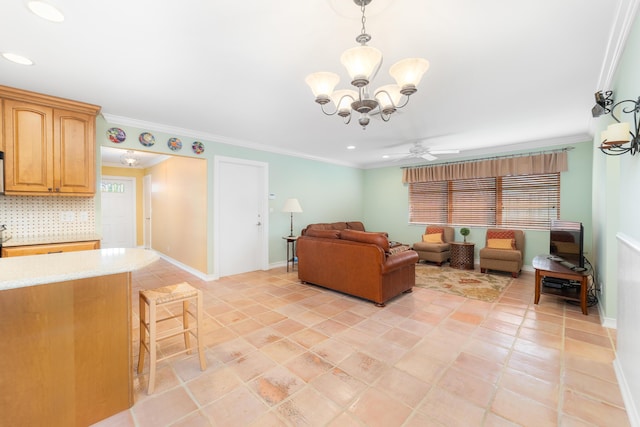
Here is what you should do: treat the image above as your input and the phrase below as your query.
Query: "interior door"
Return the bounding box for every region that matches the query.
[101,176,136,249]
[215,156,268,277]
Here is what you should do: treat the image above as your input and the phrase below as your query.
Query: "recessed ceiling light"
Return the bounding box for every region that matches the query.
[382,155,390,159]
[347,145,356,150]
[1,52,34,65]
[27,1,64,22]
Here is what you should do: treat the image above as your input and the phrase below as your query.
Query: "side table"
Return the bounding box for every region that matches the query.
[450,242,475,270]
[533,255,591,315]
[282,236,298,272]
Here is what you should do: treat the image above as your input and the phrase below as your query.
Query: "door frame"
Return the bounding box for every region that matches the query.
[213,155,269,279]
[143,174,151,249]
[100,175,137,249]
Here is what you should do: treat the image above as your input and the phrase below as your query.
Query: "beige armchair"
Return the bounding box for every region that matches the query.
[479,229,524,277]
[412,226,455,266]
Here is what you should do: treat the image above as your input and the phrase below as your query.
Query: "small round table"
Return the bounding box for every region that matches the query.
[450,242,475,270]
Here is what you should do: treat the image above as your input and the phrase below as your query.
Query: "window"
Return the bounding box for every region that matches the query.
[101,182,125,193]
[409,173,560,229]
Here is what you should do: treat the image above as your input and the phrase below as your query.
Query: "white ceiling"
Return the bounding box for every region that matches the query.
[1,0,636,168]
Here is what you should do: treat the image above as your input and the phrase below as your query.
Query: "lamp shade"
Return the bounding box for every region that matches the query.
[331,89,358,116]
[282,198,303,213]
[389,58,430,91]
[374,84,403,112]
[340,45,382,86]
[305,72,340,102]
[606,122,631,144]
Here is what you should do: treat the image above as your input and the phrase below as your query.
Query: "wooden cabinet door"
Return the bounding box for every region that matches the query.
[54,109,95,194]
[3,99,54,193]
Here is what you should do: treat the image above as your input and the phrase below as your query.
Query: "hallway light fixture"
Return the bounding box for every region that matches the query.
[120,150,140,167]
[597,94,640,156]
[282,198,303,237]
[305,0,429,129]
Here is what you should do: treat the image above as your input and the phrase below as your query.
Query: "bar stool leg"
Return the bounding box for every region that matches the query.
[183,300,192,353]
[137,296,147,374]
[196,290,206,370]
[147,300,157,394]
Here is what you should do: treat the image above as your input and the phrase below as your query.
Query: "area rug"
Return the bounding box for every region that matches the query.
[414,264,513,302]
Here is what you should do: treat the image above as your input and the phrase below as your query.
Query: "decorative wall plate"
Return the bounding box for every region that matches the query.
[168,137,182,151]
[139,132,155,147]
[192,141,205,154]
[106,127,126,143]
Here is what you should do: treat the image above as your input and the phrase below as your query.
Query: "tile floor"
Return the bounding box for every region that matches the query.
[93,259,629,427]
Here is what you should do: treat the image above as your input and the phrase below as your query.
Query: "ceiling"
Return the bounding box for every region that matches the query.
[0,0,635,168]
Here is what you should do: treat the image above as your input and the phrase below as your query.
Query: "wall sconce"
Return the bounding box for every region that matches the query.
[592,90,612,117]
[598,95,640,156]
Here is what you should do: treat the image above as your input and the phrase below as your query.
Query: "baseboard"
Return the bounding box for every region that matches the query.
[157,252,216,282]
[614,358,640,427]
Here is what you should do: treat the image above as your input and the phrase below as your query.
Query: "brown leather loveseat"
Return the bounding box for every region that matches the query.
[296,225,418,306]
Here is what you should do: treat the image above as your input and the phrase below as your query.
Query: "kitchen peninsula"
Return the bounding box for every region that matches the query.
[0,248,159,427]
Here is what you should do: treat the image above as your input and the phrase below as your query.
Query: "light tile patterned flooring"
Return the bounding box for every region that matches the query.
[93,259,629,427]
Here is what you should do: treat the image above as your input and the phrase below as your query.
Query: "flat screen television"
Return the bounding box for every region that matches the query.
[549,219,584,268]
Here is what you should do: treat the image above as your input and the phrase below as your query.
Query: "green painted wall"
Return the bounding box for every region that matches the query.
[363,141,593,267]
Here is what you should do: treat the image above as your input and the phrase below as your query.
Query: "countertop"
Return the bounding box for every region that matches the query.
[2,233,102,247]
[0,248,159,291]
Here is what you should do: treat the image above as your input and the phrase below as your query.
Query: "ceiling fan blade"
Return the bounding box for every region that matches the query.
[429,149,460,154]
[421,153,437,161]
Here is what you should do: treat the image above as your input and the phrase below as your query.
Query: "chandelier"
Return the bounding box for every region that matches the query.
[305,0,429,129]
[120,150,140,167]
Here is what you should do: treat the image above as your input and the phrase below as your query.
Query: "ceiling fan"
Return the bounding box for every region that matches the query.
[383,141,460,162]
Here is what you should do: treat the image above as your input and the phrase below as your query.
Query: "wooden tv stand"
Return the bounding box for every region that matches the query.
[533,255,591,315]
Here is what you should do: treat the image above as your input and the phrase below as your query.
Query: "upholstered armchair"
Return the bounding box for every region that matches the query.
[479,229,525,277]
[412,226,455,266]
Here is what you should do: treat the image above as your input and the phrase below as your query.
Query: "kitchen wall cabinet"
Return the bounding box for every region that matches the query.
[0,85,101,196]
[1,240,100,257]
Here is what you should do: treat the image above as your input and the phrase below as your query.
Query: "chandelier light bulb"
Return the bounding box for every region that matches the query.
[390,58,430,95]
[340,45,383,87]
[305,72,340,104]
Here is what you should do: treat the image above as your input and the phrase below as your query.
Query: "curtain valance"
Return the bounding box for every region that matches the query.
[401,151,568,183]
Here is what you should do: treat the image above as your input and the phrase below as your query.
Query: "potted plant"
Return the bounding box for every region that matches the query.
[460,227,470,243]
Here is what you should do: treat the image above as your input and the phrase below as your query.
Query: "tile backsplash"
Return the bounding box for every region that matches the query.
[0,196,96,238]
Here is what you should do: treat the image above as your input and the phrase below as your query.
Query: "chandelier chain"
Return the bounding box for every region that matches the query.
[360,2,367,37]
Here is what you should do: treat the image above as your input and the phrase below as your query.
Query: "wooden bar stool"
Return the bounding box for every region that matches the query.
[137,282,206,394]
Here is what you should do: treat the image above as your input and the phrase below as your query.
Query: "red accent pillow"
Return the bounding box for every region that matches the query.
[487,230,515,240]
[426,226,444,235]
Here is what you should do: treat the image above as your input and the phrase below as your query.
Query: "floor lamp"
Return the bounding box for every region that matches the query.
[282,198,303,237]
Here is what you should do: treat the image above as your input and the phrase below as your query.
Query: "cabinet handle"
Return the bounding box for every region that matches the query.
[48,188,53,192]
[47,251,63,254]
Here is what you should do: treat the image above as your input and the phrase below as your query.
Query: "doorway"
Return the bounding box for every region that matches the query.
[214,156,269,277]
[101,176,136,248]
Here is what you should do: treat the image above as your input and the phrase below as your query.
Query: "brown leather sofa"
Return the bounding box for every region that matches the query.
[296,228,418,306]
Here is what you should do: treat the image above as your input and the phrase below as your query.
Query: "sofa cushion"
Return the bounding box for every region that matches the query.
[480,247,522,261]
[340,229,390,252]
[487,238,516,249]
[305,229,341,239]
[346,221,366,231]
[422,233,443,244]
